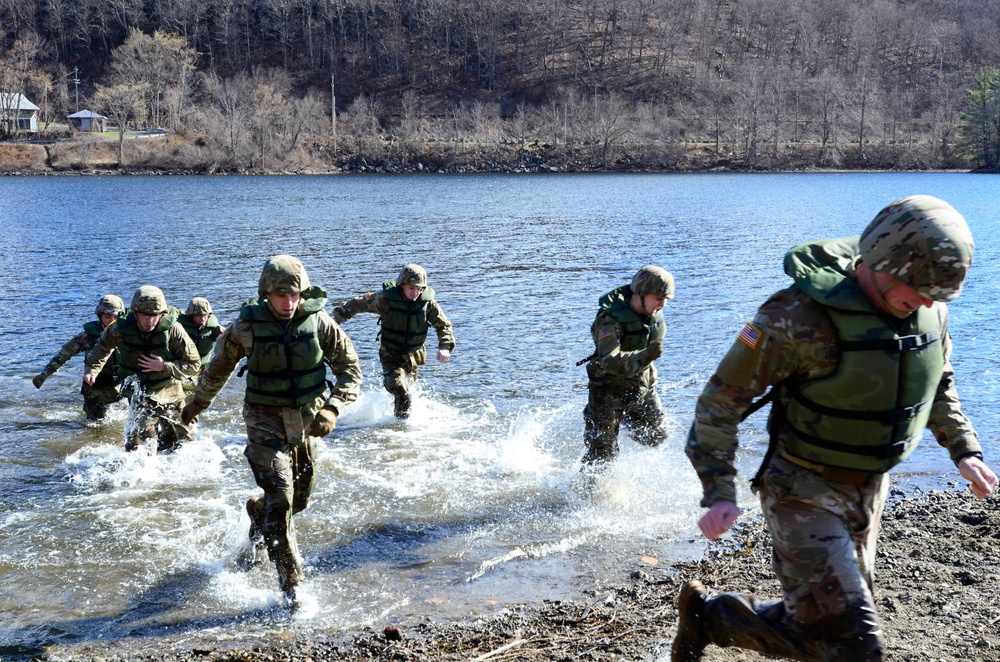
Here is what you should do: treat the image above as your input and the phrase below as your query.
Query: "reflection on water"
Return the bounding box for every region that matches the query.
[1,172,998,656]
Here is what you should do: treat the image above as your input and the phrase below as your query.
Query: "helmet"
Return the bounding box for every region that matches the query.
[859,195,973,302]
[631,265,675,300]
[259,255,311,296]
[131,286,168,314]
[186,297,213,315]
[397,263,428,288]
[95,294,125,316]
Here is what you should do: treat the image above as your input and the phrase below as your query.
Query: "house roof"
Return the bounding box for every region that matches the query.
[0,93,39,111]
[68,109,107,119]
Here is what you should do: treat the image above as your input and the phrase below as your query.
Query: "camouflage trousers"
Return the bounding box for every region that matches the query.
[380,348,422,417]
[700,454,889,661]
[582,380,667,464]
[125,392,191,452]
[81,383,123,421]
[242,401,322,594]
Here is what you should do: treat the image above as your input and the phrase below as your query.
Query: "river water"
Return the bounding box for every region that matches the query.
[1,172,998,657]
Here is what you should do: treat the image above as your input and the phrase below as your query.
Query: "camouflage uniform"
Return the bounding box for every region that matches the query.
[582,266,674,465]
[178,297,224,372]
[86,288,201,452]
[189,256,361,601]
[331,264,454,418]
[683,197,981,661]
[34,295,126,420]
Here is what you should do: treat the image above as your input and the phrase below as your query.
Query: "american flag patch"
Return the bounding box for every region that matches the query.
[738,323,761,350]
[598,328,614,341]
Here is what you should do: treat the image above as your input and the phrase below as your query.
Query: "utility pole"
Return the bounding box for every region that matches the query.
[72,67,80,112]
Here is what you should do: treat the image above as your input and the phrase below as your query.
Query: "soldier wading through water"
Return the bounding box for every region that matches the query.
[182,255,361,610]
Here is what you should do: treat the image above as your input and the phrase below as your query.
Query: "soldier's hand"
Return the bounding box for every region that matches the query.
[698,501,742,540]
[32,373,46,389]
[958,455,999,500]
[181,399,208,425]
[83,373,96,387]
[437,349,451,363]
[645,340,664,361]
[307,407,338,438]
[138,354,166,373]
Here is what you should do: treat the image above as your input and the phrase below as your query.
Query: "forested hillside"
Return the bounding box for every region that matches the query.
[3,0,1000,172]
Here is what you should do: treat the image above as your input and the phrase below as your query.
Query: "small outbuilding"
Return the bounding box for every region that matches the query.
[68,109,107,133]
[0,93,39,133]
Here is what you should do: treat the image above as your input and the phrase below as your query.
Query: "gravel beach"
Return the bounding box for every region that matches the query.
[49,486,1000,662]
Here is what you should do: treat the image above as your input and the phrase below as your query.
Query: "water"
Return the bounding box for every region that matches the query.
[1,172,998,656]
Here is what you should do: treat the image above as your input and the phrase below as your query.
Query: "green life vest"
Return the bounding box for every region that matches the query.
[380,281,435,355]
[178,313,222,364]
[115,307,181,391]
[596,285,666,351]
[84,320,120,388]
[779,238,946,473]
[241,287,328,408]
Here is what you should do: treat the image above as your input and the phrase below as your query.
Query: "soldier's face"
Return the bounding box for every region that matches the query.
[267,291,301,319]
[135,311,162,332]
[871,271,934,318]
[402,284,423,301]
[631,293,666,316]
[98,312,117,328]
[191,313,209,327]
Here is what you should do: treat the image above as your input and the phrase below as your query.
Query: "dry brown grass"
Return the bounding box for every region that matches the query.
[0,143,49,171]
[47,138,120,170]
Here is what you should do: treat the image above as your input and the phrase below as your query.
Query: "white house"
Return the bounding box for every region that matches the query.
[0,93,39,133]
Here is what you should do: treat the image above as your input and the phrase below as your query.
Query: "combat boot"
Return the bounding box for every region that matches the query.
[277,556,304,613]
[672,580,710,662]
[235,497,267,571]
[393,392,412,419]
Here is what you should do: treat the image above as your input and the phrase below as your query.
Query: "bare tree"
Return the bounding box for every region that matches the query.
[93,82,148,165]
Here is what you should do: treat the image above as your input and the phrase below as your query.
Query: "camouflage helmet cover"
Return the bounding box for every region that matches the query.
[131,286,168,314]
[859,195,973,302]
[631,265,675,300]
[258,255,311,296]
[95,294,125,316]
[397,263,428,288]
[186,297,213,315]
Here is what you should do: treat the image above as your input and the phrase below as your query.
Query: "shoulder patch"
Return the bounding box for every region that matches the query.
[597,328,614,341]
[364,292,374,301]
[737,322,761,350]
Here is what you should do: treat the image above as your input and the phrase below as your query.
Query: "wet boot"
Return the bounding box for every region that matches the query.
[393,392,412,419]
[276,555,304,613]
[672,580,710,661]
[235,497,267,571]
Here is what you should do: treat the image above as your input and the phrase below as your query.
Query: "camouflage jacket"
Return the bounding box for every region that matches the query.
[85,322,200,403]
[586,306,664,388]
[41,328,109,381]
[194,309,361,416]
[687,284,981,508]
[331,291,456,353]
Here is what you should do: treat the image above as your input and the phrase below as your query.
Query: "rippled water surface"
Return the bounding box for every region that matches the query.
[1,172,998,656]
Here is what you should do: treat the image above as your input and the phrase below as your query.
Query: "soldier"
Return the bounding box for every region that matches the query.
[181,255,361,609]
[673,196,998,661]
[177,297,224,377]
[581,265,675,466]
[33,294,126,420]
[331,263,454,419]
[84,286,201,453]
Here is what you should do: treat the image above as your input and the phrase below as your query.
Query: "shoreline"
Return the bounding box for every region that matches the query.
[46,485,998,662]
